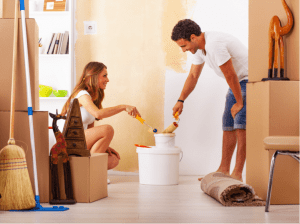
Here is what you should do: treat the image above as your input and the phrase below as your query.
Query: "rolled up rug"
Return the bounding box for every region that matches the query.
[201,172,265,206]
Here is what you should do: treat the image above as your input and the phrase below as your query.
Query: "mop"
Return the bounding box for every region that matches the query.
[15,0,68,211]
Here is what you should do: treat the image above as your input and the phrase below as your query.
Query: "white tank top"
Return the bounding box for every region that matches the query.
[58,90,95,131]
[74,90,96,130]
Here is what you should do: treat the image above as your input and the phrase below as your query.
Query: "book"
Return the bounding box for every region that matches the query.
[60,31,69,54]
[66,38,69,54]
[44,0,66,12]
[57,33,64,54]
[43,33,55,54]
[53,33,61,54]
[48,33,58,54]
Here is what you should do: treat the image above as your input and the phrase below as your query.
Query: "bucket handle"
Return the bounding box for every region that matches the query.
[179,151,183,162]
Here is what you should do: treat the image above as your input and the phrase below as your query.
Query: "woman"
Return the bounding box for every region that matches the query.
[61,62,141,170]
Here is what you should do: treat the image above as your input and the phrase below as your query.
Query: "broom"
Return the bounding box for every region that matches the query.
[0,0,35,211]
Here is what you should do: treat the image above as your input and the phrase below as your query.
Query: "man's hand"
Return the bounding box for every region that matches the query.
[173,101,184,116]
[231,103,243,119]
[220,59,244,120]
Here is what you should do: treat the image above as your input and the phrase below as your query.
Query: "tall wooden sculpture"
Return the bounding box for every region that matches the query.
[62,98,91,157]
[263,0,293,81]
[49,111,76,205]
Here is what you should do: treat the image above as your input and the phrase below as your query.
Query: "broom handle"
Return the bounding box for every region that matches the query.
[20,0,39,197]
[0,0,3,18]
[8,0,19,145]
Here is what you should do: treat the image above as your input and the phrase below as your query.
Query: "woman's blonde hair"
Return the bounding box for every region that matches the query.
[61,61,107,116]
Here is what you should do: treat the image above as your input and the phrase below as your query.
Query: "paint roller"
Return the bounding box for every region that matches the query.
[135,115,158,133]
[162,112,180,133]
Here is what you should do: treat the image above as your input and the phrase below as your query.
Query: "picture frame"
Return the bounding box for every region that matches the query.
[43,0,66,11]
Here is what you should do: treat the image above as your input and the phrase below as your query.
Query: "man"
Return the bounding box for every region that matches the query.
[171,19,248,181]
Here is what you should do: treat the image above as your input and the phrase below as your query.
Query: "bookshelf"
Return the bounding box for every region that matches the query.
[29,0,75,121]
[30,11,71,17]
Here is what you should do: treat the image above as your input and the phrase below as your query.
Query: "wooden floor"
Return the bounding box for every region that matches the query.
[0,176,299,223]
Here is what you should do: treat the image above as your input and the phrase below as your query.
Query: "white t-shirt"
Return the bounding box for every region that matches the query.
[192,31,248,81]
[74,90,95,130]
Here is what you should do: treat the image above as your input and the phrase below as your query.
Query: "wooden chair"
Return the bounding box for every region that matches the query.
[263,136,300,212]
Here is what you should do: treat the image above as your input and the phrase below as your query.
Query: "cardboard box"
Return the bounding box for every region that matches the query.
[1,0,29,18]
[246,81,299,204]
[51,153,108,203]
[0,111,49,203]
[249,0,299,81]
[0,19,39,111]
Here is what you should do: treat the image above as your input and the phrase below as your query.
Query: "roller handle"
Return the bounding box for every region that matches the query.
[135,115,145,124]
[174,111,179,120]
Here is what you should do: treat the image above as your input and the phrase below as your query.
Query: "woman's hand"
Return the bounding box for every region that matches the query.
[231,103,244,119]
[106,147,120,160]
[125,105,141,118]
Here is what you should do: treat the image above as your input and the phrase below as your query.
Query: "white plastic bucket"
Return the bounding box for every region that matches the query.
[154,133,175,148]
[136,146,182,185]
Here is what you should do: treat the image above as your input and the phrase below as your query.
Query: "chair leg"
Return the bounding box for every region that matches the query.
[291,154,300,163]
[265,150,279,212]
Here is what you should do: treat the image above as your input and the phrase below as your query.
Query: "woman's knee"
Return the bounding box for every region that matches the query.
[102,124,114,138]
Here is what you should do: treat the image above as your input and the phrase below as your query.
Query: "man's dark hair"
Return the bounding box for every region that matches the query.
[171,19,202,41]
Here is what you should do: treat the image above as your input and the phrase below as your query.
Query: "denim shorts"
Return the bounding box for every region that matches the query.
[222,79,248,131]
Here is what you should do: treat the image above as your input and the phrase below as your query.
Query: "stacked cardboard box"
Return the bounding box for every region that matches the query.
[0,111,49,202]
[247,0,299,204]
[0,0,39,111]
[1,0,29,19]
[0,0,50,203]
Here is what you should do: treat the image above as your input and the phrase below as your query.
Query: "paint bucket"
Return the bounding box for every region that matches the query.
[136,146,182,185]
[154,133,175,148]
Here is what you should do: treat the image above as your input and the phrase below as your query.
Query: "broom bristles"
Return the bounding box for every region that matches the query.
[0,144,36,210]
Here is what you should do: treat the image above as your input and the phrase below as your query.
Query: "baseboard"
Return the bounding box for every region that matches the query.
[108,170,139,176]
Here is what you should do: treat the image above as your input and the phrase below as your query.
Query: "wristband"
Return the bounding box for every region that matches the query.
[178,100,184,103]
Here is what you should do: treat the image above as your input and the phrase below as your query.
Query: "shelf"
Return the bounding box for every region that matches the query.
[39,54,70,58]
[30,11,70,17]
[40,97,68,100]
[34,0,74,110]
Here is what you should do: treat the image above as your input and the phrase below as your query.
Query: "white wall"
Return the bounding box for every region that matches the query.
[165,0,248,175]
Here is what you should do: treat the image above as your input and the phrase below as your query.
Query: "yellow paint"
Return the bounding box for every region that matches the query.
[161,0,197,73]
[75,0,193,172]
[162,0,187,73]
